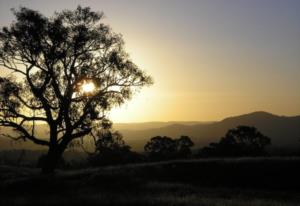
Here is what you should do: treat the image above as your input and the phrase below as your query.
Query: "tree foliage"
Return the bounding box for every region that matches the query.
[0,6,152,173]
[87,126,143,166]
[199,125,271,157]
[176,135,194,158]
[144,135,194,161]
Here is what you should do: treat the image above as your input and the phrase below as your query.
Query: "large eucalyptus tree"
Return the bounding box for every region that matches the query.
[0,6,152,173]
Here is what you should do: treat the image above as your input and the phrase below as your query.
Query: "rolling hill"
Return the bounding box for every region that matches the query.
[120,111,300,151]
[0,111,299,152]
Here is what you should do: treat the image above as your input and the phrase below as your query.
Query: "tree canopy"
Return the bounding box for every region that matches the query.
[144,135,194,161]
[87,127,143,166]
[0,6,152,173]
[199,125,271,157]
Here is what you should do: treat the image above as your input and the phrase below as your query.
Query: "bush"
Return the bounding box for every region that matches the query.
[87,129,145,166]
[144,135,194,161]
[198,125,271,157]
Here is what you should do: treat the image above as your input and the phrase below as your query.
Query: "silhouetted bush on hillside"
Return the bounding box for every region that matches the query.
[144,135,194,161]
[198,125,271,157]
[88,128,144,166]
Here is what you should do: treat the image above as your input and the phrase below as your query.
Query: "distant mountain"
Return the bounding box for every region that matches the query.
[120,112,300,151]
[1,111,299,152]
[113,121,214,131]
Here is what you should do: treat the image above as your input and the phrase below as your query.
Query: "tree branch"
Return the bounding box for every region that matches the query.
[0,120,49,146]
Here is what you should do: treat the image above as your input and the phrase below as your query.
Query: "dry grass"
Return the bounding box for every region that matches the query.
[1,157,300,205]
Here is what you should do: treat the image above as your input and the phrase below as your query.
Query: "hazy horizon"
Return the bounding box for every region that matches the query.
[0,0,299,122]
[112,111,300,123]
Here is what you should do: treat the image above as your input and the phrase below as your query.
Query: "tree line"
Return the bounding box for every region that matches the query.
[84,125,272,167]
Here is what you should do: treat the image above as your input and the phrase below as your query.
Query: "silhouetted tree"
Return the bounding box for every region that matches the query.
[176,135,194,158]
[199,126,271,157]
[87,125,143,166]
[0,6,152,173]
[144,136,177,161]
[144,135,194,161]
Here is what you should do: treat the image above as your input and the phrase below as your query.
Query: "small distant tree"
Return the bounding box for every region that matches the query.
[199,126,271,157]
[176,136,194,158]
[144,136,176,161]
[87,123,143,166]
[0,6,152,173]
[144,135,194,161]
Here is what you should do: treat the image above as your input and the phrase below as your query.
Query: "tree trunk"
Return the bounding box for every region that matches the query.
[41,146,64,174]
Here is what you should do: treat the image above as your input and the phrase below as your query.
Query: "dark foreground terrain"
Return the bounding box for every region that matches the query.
[1,157,300,205]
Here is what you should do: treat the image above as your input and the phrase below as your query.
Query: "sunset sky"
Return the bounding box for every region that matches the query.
[0,0,299,122]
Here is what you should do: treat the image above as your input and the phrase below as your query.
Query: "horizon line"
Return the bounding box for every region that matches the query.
[112,111,300,124]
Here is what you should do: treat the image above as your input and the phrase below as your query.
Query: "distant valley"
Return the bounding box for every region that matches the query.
[1,111,299,152]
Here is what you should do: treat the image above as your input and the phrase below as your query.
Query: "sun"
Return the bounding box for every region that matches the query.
[81,80,96,94]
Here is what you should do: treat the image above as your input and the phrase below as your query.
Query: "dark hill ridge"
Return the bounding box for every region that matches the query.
[121,111,300,151]
[0,111,299,151]
[112,121,213,131]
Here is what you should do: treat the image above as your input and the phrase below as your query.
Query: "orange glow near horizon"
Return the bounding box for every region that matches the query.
[0,1,299,123]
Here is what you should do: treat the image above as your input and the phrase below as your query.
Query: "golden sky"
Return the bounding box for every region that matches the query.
[0,0,299,122]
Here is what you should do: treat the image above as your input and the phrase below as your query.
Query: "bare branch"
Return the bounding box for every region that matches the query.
[0,120,49,146]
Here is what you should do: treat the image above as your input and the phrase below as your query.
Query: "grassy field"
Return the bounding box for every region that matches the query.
[1,157,300,205]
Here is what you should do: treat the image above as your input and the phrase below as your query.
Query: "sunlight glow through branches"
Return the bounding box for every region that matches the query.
[81,81,96,94]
